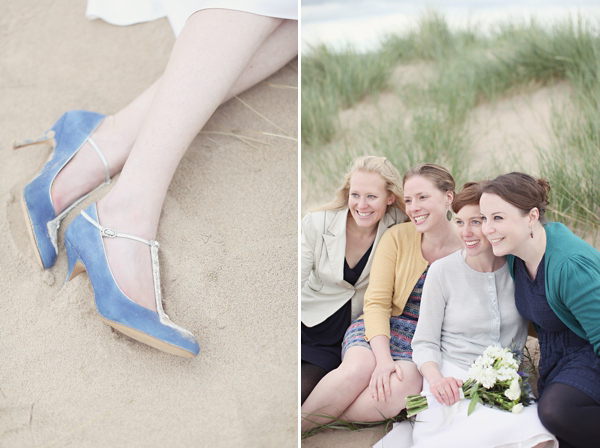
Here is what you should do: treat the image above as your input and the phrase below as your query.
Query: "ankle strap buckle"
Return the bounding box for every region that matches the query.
[101,227,117,238]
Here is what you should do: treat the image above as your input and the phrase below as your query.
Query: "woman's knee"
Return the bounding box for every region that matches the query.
[392,370,422,399]
[337,350,376,389]
[373,365,423,419]
[373,378,418,419]
[537,398,566,434]
[396,361,423,394]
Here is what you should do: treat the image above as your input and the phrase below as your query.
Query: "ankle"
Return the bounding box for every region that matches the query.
[97,193,158,240]
[91,115,132,176]
[51,145,108,215]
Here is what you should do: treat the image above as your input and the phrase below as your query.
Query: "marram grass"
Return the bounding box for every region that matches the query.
[302,13,600,243]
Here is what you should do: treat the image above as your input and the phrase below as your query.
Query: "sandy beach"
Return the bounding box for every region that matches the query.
[0,1,298,447]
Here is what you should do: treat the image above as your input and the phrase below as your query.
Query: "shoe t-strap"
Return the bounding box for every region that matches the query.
[79,209,193,336]
[80,210,157,248]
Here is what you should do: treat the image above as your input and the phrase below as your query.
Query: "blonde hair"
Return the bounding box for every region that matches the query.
[313,156,406,212]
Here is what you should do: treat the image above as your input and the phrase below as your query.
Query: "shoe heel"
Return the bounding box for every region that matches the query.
[13,130,56,151]
[65,239,86,283]
[66,203,200,357]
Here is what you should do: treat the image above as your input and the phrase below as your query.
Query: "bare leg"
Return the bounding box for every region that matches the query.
[89,10,294,311]
[301,347,375,431]
[342,361,422,421]
[51,18,297,216]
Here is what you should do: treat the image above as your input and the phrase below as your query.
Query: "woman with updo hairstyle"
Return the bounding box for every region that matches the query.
[302,163,462,430]
[301,156,407,404]
[406,181,556,447]
[480,172,600,448]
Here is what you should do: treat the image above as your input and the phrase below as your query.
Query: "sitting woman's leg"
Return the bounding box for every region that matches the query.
[92,10,294,311]
[537,382,600,448]
[342,360,423,421]
[301,346,376,430]
[50,18,297,217]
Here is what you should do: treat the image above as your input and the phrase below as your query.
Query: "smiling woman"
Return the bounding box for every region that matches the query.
[407,180,556,448]
[348,171,391,228]
[301,163,463,431]
[480,172,600,448]
[300,156,407,404]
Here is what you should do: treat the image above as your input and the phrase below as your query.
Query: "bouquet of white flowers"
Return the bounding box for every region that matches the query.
[406,346,533,418]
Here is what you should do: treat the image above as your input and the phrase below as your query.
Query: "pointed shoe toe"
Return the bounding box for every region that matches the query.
[65,203,200,358]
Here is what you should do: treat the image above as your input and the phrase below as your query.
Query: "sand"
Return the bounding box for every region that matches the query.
[0,1,298,447]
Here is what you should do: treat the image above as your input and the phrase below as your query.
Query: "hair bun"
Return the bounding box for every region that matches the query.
[481,172,552,222]
[537,178,551,197]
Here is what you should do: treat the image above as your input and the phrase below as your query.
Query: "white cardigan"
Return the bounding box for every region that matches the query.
[301,207,406,327]
[412,250,528,372]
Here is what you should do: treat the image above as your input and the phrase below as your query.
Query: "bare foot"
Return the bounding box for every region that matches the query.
[95,198,158,312]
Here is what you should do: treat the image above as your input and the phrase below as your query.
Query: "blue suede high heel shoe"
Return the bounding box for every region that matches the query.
[64,203,200,358]
[14,110,111,269]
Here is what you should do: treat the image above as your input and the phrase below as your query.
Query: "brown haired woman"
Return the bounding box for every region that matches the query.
[480,172,600,448]
[406,181,556,448]
[301,156,407,404]
[302,163,462,430]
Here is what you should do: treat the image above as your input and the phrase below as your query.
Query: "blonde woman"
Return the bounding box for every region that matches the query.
[301,156,407,403]
[302,164,462,429]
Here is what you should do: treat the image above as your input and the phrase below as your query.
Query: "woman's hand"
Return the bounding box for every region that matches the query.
[429,376,463,406]
[369,357,402,402]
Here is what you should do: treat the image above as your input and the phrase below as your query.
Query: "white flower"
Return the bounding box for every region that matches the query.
[484,345,504,359]
[502,351,517,367]
[505,378,521,401]
[512,403,524,414]
[479,367,498,389]
[496,366,516,382]
[467,364,483,382]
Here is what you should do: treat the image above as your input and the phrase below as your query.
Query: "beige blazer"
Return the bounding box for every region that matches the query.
[301,207,406,327]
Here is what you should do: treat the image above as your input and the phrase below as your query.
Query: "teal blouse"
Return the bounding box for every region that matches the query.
[507,222,600,355]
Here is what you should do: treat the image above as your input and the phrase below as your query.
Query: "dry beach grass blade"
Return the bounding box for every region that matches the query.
[262,82,297,89]
[234,95,291,136]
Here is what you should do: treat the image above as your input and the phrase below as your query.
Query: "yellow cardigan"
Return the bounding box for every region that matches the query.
[363,222,427,341]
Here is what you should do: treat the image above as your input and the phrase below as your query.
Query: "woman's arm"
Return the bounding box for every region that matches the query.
[420,361,462,406]
[556,254,600,355]
[412,261,461,405]
[363,228,399,340]
[369,334,403,401]
[362,228,401,400]
[412,261,446,370]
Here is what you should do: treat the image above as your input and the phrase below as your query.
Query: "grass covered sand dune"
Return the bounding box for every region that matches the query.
[302,12,599,448]
[302,12,600,245]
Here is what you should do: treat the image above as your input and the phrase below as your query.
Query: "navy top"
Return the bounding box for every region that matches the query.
[343,244,373,286]
[301,244,373,372]
[514,255,600,403]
